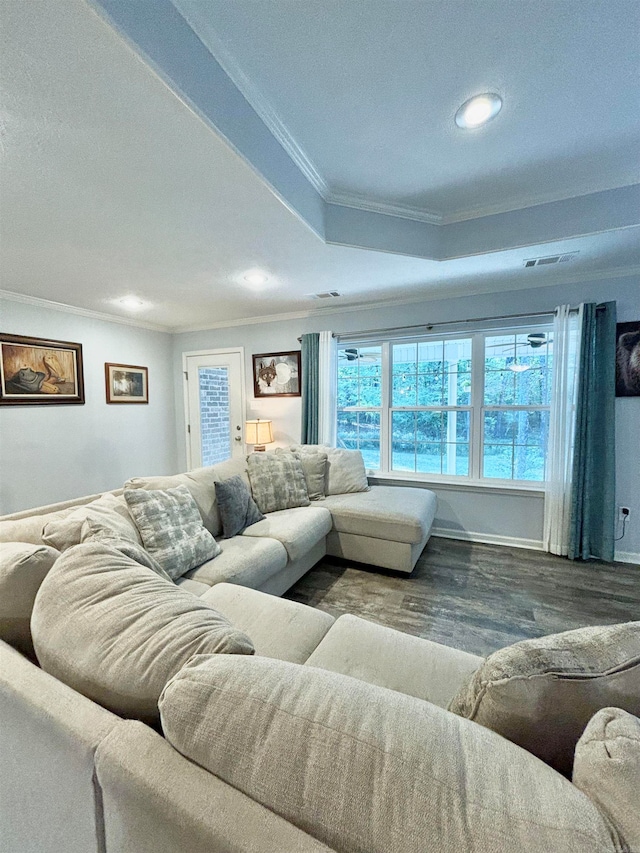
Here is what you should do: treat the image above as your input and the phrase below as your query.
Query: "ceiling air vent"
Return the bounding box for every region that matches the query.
[523,252,579,268]
[311,291,341,299]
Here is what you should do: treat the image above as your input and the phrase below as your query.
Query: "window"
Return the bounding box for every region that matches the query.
[337,327,553,484]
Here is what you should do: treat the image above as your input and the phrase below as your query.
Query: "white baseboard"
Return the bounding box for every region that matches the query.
[431,527,543,552]
[614,550,640,565]
[431,528,640,565]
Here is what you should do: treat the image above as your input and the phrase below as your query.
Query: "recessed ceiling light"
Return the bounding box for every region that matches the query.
[243,271,269,286]
[455,93,502,129]
[119,296,145,310]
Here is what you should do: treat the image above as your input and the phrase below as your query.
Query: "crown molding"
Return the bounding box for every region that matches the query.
[439,178,640,225]
[0,290,170,333]
[170,263,640,334]
[326,191,443,224]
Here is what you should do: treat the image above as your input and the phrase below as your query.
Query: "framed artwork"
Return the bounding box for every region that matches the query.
[615,321,640,397]
[253,350,301,398]
[105,363,149,404]
[0,333,84,405]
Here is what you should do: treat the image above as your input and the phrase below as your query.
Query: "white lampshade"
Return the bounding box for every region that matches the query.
[245,419,274,449]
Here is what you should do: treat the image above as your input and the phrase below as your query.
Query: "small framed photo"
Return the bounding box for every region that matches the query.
[105,363,149,404]
[253,350,301,398]
[0,333,85,405]
[616,321,640,397]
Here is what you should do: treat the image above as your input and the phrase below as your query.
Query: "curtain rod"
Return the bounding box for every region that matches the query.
[296,305,604,343]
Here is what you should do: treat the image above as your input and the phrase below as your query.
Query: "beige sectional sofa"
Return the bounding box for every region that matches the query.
[1,454,638,853]
[0,451,438,598]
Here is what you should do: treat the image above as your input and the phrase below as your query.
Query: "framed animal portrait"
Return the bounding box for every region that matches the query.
[105,363,149,404]
[0,333,84,405]
[615,321,640,397]
[253,351,301,398]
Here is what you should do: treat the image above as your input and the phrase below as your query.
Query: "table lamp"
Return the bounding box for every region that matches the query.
[245,418,274,452]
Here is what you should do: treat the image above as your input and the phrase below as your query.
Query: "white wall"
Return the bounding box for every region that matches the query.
[0,298,177,514]
[173,274,640,561]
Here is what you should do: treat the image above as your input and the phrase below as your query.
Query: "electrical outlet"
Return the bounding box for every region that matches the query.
[619,506,631,520]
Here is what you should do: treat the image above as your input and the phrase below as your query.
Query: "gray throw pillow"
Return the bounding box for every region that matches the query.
[215,475,265,538]
[449,621,640,776]
[276,448,327,500]
[247,452,310,514]
[124,485,221,580]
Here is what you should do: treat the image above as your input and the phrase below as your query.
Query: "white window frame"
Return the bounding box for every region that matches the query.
[337,324,553,491]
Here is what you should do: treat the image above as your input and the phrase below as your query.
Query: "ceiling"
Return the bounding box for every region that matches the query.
[0,0,638,332]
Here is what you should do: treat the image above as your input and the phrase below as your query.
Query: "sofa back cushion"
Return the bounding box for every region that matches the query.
[0,542,60,658]
[276,448,327,500]
[0,508,73,546]
[159,654,616,853]
[81,518,173,581]
[573,707,640,852]
[42,493,141,551]
[31,542,254,725]
[124,458,249,538]
[124,485,221,579]
[293,446,369,496]
[247,452,310,514]
[449,621,640,776]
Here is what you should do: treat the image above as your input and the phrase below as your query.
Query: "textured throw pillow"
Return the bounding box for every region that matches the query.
[42,493,141,551]
[215,475,265,538]
[80,517,172,582]
[159,655,616,853]
[124,465,221,536]
[573,707,640,853]
[124,485,221,580]
[449,621,640,775]
[276,448,327,500]
[31,542,254,724]
[247,452,310,514]
[293,445,370,495]
[0,541,60,658]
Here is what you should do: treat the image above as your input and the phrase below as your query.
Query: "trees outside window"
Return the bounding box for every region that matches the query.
[337,328,552,484]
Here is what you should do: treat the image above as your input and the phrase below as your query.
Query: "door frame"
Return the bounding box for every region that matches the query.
[182,347,246,470]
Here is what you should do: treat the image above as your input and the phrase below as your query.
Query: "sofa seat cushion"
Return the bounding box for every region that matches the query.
[573,707,640,853]
[449,620,640,776]
[175,577,211,596]
[0,542,60,658]
[305,614,482,708]
[202,583,335,664]
[322,486,436,544]
[31,542,254,725]
[242,506,332,562]
[159,655,617,853]
[185,536,288,589]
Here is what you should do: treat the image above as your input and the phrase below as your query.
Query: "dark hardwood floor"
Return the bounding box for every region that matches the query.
[285,537,640,657]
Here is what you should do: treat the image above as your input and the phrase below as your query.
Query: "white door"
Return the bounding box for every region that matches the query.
[184,349,245,468]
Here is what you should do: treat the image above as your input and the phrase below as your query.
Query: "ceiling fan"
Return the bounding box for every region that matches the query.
[339,348,379,363]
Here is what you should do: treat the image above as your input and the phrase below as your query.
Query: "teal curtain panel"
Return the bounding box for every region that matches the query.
[301,333,320,444]
[569,302,617,561]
